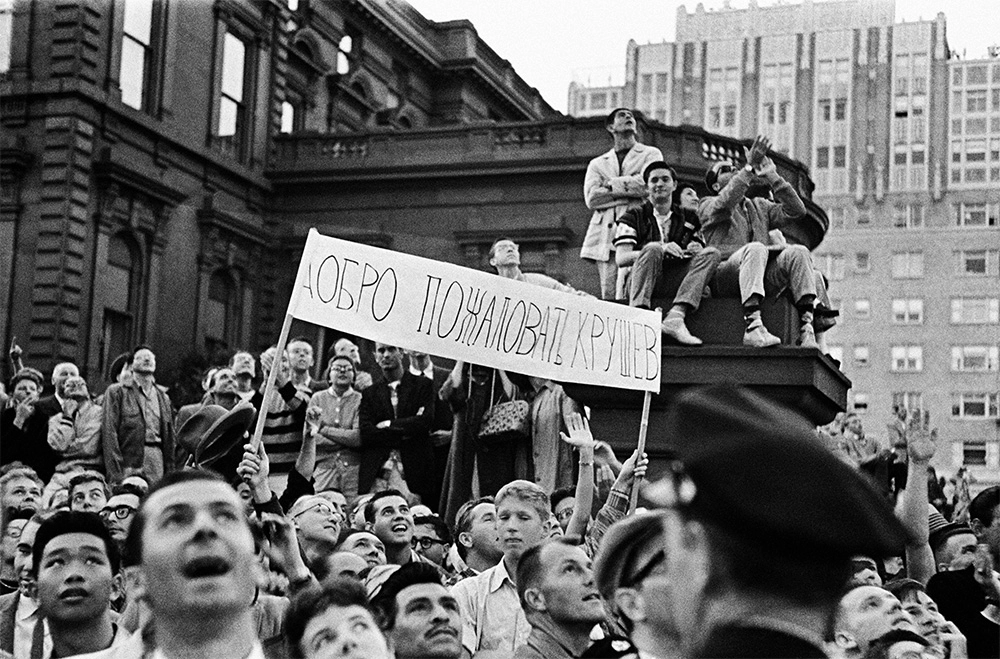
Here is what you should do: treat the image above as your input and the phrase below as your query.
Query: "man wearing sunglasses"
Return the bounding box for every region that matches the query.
[699,135,827,349]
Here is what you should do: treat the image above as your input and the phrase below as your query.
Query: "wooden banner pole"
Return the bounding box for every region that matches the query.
[628,389,652,514]
[249,312,295,453]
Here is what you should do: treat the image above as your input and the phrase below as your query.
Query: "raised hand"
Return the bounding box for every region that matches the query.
[259,512,308,580]
[559,412,597,450]
[618,449,649,483]
[745,135,771,168]
[906,411,937,464]
[756,155,777,178]
[237,441,271,502]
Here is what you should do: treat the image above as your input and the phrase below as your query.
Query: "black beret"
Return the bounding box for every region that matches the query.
[645,384,907,558]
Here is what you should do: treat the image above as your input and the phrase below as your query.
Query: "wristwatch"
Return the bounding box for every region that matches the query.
[743,163,754,173]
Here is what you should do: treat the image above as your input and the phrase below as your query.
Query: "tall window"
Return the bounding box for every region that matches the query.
[854,345,870,367]
[0,0,12,73]
[854,299,870,319]
[120,0,153,110]
[102,234,141,376]
[205,270,241,354]
[336,26,361,76]
[816,253,845,280]
[218,32,246,138]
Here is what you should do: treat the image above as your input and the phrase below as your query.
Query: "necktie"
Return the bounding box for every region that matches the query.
[389,381,399,416]
[29,616,44,659]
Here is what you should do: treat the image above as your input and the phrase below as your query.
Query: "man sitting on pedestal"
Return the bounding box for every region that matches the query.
[614,161,721,345]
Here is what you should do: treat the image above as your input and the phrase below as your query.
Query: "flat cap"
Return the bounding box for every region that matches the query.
[929,522,975,554]
[645,384,907,558]
[593,512,665,603]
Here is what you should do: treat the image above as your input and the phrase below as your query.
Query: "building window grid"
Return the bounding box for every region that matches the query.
[214,29,251,161]
[956,249,998,276]
[759,62,794,151]
[707,66,741,136]
[950,62,1000,187]
[951,298,1000,324]
[854,345,870,367]
[816,253,845,280]
[963,442,988,466]
[891,345,923,372]
[892,299,923,324]
[954,202,999,227]
[813,57,850,193]
[892,392,923,413]
[890,52,928,191]
[893,204,924,229]
[951,346,999,372]
[951,392,1000,419]
[854,298,870,319]
[891,251,924,279]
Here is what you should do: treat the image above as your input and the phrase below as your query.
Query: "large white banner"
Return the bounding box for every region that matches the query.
[289,229,662,392]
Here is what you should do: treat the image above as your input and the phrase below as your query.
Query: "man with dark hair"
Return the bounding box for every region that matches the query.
[359,344,436,508]
[514,540,605,659]
[594,512,682,659]
[413,514,450,568]
[970,485,1000,565]
[229,351,257,402]
[123,469,265,657]
[33,511,130,656]
[372,562,462,659]
[336,530,386,568]
[68,470,109,513]
[929,522,979,573]
[99,484,141,546]
[332,338,373,392]
[451,497,501,579]
[252,345,310,492]
[102,346,176,483]
[2,368,60,481]
[285,578,392,659]
[645,384,907,658]
[364,490,422,567]
[699,135,828,349]
[581,108,664,299]
[615,161,720,345]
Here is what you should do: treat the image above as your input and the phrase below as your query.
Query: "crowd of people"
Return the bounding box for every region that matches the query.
[0,112,997,659]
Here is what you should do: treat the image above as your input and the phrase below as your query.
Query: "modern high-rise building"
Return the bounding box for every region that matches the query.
[571,0,999,482]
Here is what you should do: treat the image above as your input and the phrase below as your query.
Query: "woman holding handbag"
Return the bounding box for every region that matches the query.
[438,360,531,524]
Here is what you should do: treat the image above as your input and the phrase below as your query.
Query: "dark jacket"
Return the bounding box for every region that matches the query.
[101,380,176,482]
[1,407,60,482]
[695,623,827,659]
[359,372,436,506]
[614,201,705,252]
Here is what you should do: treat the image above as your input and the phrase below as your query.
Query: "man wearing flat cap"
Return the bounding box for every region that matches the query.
[594,512,687,659]
[644,383,908,658]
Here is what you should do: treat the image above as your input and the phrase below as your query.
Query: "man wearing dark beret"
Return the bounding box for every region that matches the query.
[645,383,908,658]
[594,512,686,658]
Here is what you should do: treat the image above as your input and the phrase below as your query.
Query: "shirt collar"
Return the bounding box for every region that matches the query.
[16,594,38,620]
[409,362,434,379]
[488,557,516,594]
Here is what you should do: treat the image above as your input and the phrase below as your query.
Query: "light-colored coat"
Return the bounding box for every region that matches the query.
[580,142,663,262]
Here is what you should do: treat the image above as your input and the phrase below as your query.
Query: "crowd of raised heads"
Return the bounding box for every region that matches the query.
[0,114,996,659]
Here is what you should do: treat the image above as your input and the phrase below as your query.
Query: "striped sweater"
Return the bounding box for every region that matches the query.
[251,382,309,474]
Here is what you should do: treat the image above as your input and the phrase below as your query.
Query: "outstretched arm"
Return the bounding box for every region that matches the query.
[560,412,597,539]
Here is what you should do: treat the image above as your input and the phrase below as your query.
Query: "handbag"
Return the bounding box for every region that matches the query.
[477,371,530,446]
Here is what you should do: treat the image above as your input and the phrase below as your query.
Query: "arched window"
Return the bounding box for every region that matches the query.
[102,233,141,375]
[205,269,241,356]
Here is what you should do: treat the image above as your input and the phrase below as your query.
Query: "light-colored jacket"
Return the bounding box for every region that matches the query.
[48,400,103,471]
[580,142,663,262]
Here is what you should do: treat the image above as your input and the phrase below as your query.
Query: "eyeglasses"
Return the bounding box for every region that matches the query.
[410,537,444,550]
[293,503,337,520]
[555,508,574,522]
[330,366,355,373]
[100,505,136,520]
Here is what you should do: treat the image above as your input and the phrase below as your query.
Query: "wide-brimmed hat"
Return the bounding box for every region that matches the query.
[196,399,255,469]
[176,405,228,455]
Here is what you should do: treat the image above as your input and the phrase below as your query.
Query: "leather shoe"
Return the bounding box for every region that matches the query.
[662,317,703,346]
[743,321,780,348]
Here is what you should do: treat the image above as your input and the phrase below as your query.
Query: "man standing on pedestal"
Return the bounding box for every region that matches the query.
[581,108,663,300]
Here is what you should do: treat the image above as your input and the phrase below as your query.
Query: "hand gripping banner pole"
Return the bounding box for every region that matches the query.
[628,389,652,515]
[249,312,295,453]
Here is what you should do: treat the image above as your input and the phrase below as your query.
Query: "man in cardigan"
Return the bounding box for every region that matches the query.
[101,347,175,484]
[615,161,721,345]
[581,108,663,299]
